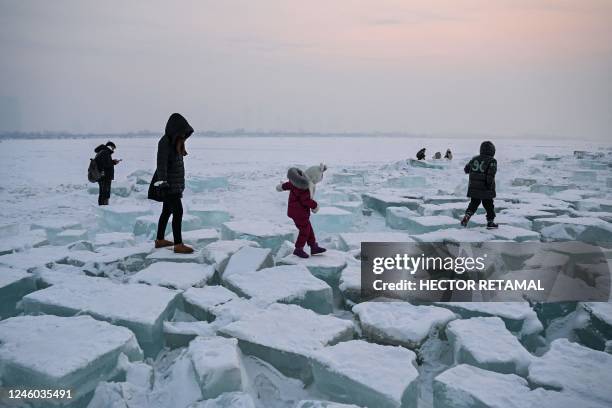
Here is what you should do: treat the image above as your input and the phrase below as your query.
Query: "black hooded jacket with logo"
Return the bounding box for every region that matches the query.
[464,141,497,199]
[150,113,194,197]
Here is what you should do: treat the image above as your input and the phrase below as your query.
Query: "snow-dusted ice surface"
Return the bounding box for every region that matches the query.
[0,136,611,407]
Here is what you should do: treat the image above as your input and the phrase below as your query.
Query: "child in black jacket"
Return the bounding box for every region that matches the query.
[461,141,498,229]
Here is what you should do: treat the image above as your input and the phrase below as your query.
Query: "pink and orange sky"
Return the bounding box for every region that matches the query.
[0,0,610,139]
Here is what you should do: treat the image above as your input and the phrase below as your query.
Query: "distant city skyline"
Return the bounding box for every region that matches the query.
[1,0,611,140]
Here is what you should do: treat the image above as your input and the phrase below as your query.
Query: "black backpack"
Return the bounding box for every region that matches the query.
[88,155,103,183]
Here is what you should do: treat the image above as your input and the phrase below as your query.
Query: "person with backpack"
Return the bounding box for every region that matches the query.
[460,141,498,229]
[93,141,120,205]
[148,113,194,254]
[416,148,426,160]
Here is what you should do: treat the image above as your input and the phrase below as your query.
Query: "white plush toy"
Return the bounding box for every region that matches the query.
[304,163,328,198]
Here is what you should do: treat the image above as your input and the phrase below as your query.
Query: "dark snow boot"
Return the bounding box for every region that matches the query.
[486,221,499,229]
[311,244,327,256]
[293,248,309,259]
[460,213,471,227]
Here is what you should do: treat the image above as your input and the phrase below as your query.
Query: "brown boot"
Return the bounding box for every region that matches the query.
[174,243,194,254]
[155,239,174,248]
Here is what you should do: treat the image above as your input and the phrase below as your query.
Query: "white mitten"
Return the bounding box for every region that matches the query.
[312,205,319,214]
[275,183,283,192]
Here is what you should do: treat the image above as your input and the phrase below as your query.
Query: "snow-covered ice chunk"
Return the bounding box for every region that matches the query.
[469,213,532,230]
[296,401,360,408]
[571,170,597,182]
[384,207,418,229]
[111,180,135,197]
[387,212,459,233]
[278,249,348,284]
[0,222,20,238]
[50,228,88,245]
[434,302,543,343]
[203,240,260,274]
[353,302,456,349]
[311,206,353,233]
[530,183,571,195]
[31,219,81,238]
[146,248,205,264]
[387,175,427,188]
[362,190,422,215]
[433,364,534,408]
[310,340,418,408]
[189,205,232,227]
[573,302,612,351]
[98,204,152,232]
[21,277,180,356]
[191,392,256,408]
[412,229,496,243]
[511,177,537,186]
[62,243,152,273]
[133,215,162,237]
[418,202,468,218]
[0,266,36,318]
[333,200,362,214]
[219,303,354,381]
[528,338,612,406]
[446,317,532,376]
[188,336,246,399]
[224,265,333,314]
[222,246,273,279]
[180,228,219,246]
[187,176,229,192]
[129,262,214,290]
[0,246,66,271]
[127,169,153,185]
[331,172,364,185]
[338,232,412,251]
[183,285,240,321]
[164,321,216,348]
[407,158,445,169]
[94,232,135,248]
[0,315,142,402]
[0,229,48,255]
[488,225,540,242]
[425,195,465,205]
[501,208,556,221]
[221,220,296,253]
[576,198,612,212]
[533,216,612,242]
[339,265,361,305]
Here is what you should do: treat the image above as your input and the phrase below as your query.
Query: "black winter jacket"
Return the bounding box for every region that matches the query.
[94,145,115,180]
[149,113,194,198]
[464,141,497,199]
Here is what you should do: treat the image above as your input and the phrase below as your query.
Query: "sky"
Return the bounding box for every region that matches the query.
[0,0,611,139]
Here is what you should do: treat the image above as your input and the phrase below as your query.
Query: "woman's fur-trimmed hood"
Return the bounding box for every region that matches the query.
[287,168,310,190]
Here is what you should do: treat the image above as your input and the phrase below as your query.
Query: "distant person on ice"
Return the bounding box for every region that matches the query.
[433,151,442,159]
[444,148,453,160]
[94,141,120,205]
[461,141,498,229]
[416,148,426,160]
[148,113,195,254]
[276,164,328,258]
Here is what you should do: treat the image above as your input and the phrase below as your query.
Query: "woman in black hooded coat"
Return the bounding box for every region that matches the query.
[148,113,194,254]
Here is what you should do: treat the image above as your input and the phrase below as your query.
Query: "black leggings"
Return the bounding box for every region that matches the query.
[466,198,495,221]
[156,196,183,244]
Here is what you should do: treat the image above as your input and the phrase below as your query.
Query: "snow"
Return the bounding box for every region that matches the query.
[433,364,535,408]
[534,216,612,242]
[387,175,427,188]
[488,224,540,242]
[202,239,260,273]
[188,336,246,399]
[223,265,333,314]
[179,228,220,246]
[446,317,533,376]
[163,321,216,348]
[146,248,205,263]
[311,206,353,233]
[97,204,152,232]
[353,302,457,349]
[573,302,612,351]
[277,249,348,283]
[188,205,232,227]
[50,228,89,245]
[296,401,360,408]
[94,232,136,248]
[183,285,241,321]
[412,228,496,243]
[361,189,422,214]
[386,212,459,233]
[310,340,419,408]
[528,338,612,407]
[221,220,296,253]
[191,392,256,408]
[129,262,214,289]
[338,231,412,251]
[339,265,361,304]
[187,175,229,192]
[219,303,354,381]
[222,245,273,279]
[0,315,142,400]
[21,277,180,356]
[0,228,48,255]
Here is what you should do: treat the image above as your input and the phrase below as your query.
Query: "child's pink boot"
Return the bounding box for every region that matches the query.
[293,248,310,258]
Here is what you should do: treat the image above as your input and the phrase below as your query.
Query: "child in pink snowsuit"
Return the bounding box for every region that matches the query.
[276,165,327,258]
